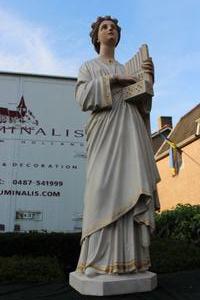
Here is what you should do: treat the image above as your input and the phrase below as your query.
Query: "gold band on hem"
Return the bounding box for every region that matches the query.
[76,259,151,274]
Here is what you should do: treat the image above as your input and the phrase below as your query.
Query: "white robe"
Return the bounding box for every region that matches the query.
[75,57,160,274]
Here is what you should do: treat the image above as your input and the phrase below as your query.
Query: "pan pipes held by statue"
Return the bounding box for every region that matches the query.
[125,44,153,85]
[123,44,154,102]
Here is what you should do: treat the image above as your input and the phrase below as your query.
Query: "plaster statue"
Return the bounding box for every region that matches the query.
[74,16,160,278]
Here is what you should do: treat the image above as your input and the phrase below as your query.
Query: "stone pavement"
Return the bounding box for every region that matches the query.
[0,269,199,300]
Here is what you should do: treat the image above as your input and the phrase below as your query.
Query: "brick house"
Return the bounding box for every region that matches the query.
[154,104,200,211]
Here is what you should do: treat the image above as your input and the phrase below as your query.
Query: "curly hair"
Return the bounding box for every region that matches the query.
[90,16,121,54]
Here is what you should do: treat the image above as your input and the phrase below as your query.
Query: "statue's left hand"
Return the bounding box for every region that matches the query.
[141,58,155,83]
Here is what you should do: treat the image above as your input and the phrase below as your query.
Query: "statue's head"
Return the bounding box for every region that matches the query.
[90,16,121,54]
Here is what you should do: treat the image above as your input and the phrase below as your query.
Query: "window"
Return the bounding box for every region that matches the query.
[14,224,20,232]
[0,224,5,231]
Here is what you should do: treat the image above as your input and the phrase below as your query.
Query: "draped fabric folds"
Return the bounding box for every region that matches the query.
[75,57,160,274]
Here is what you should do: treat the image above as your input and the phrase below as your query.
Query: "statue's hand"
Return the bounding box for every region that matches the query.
[141,58,155,83]
[110,75,137,87]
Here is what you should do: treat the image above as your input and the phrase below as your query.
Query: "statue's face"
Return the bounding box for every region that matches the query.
[97,20,118,48]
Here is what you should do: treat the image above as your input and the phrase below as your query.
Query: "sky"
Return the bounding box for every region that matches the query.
[0,0,199,132]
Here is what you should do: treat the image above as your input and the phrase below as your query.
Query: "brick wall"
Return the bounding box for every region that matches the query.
[156,139,200,211]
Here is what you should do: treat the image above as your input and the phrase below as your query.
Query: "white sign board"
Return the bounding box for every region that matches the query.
[0,73,87,232]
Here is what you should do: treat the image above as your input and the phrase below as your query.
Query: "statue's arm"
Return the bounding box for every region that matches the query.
[75,63,113,112]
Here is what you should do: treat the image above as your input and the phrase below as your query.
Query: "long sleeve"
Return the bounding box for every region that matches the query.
[75,62,113,112]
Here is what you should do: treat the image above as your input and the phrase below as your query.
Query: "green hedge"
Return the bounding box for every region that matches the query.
[0,232,81,275]
[155,204,200,243]
[0,256,63,282]
[150,238,200,273]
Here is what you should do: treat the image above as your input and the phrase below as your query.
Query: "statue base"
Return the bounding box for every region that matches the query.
[69,271,157,296]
